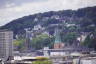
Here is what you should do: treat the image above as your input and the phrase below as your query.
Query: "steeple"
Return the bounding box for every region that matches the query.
[54,27,61,44]
[54,26,64,49]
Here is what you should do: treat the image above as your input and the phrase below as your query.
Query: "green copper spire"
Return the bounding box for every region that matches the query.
[54,27,62,43]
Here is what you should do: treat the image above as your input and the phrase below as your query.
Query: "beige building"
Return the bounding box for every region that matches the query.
[0,30,13,61]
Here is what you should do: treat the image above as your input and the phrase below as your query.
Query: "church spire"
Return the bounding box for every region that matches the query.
[54,27,61,44]
[54,25,64,49]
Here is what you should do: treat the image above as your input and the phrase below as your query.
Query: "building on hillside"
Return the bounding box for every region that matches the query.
[33,24,42,31]
[51,15,60,19]
[34,18,38,22]
[0,30,13,61]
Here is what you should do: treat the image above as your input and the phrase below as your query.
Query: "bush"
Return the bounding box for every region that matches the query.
[32,60,52,64]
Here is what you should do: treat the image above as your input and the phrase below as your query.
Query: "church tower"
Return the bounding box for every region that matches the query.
[54,26,65,49]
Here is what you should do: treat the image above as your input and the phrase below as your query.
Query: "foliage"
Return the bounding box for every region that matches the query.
[35,56,49,60]
[82,30,96,50]
[30,34,54,50]
[14,39,25,51]
[61,32,78,45]
[32,60,52,64]
[1,6,96,36]
[14,34,54,50]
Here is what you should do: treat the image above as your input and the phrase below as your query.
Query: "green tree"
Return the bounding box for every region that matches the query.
[30,34,54,50]
[32,60,52,64]
[62,32,78,45]
[14,39,25,51]
[83,31,96,50]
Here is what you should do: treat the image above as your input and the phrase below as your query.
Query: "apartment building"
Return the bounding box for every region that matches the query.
[0,30,13,61]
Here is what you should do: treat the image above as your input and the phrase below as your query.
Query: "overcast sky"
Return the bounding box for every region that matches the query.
[0,0,96,26]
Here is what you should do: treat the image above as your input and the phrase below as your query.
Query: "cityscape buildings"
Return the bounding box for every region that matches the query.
[0,30,13,61]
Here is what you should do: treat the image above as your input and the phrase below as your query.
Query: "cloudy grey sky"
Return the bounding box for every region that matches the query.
[0,0,96,26]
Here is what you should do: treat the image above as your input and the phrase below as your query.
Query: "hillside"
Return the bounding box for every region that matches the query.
[1,6,96,50]
[1,6,96,35]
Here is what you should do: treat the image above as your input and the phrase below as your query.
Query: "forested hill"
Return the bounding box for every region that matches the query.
[1,6,96,36]
[1,6,96,50]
